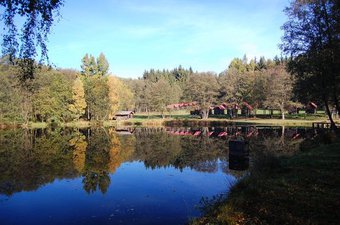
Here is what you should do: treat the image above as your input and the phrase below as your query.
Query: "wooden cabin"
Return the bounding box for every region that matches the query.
[213,104,227,115]
[306,102,317,114]
[240,102,253,117]
[114,111,134,120]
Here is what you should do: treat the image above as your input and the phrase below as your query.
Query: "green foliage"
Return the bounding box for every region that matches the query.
[281,0,340,128]
[0,53,320,123]
[0,64,24,122]
[81,54,98,76]
[142,65,191,85]
[0,0,64,80]
[68,77,87,120]
[219,66,254,104]
[144,78,182,117]
[80,53,134,120]
[32,70,73,122]
[81,52,110,77]
[82,75,110,120]
[184,72,220,119]
[96,52,109,76]
[263,65,294,119]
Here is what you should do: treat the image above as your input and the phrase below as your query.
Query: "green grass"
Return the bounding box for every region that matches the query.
[191,139,340,225]
[0,110,334,128]
[27,122,48,129]
[130,111,330,127]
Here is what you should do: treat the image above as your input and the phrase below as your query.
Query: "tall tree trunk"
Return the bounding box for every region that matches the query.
[323,94,337,131]
[200,109,209,119]
[333,93,340,118]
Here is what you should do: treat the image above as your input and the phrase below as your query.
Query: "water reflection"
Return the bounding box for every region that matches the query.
[0,126,315,225]
[0,126,313,197]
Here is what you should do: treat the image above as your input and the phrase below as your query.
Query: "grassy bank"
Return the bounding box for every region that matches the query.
[130,112,331,127]
[0,111,336,128]
[192,140,340,225]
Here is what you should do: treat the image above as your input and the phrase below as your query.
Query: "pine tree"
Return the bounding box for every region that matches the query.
[97,53,109,76]
[81,54,98,76]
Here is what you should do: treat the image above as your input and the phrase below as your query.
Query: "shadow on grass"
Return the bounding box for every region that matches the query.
[191,133,340,225]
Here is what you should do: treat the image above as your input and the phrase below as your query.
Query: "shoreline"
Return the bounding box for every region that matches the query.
[0,117,333,129]
[191,140,340,225]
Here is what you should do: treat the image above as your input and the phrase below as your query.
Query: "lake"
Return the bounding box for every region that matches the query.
[0,126,312,225]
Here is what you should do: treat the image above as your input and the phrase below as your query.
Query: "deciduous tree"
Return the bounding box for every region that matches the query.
[69,77,87,120]
[281,0,340,129]
[264,66,293,120]
[184,72,219,119]
[0,0,64,80]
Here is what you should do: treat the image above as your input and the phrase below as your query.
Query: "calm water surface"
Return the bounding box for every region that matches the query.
[0,126,312,225]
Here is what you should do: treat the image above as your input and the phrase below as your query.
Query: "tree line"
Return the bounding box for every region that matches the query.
[125,56,297,119]
[0,53,134,124]
[0,53,315,123]
[0,52,334,124]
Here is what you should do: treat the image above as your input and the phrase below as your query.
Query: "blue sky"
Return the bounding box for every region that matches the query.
[47,0,290,78]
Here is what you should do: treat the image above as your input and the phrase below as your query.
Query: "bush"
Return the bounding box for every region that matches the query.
[48,116,61,128]
[300,131,338,151]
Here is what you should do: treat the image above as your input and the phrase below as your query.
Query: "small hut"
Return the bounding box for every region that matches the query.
[213,104,226,115]
[241,102,253,117]
[306,102,317,114]
[114,111,134,120]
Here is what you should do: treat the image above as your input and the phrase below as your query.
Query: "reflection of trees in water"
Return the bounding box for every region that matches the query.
[82,128,116,194]
[107,128,135,173]
[0,128,134,195]
[82,171,110,194]
[80,128,135,194]
[178,134,227,172]
[0,129,76,196]
[134,130,182,169]
[0,127,308,196]
[133,128,228,172]
[192,161,218,173]
[69,134,87,173]
[0,127,231,196]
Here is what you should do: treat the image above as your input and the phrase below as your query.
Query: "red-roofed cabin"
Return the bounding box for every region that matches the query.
[306,102,317,114]
[241,102,253,117]
[213,105,226,115]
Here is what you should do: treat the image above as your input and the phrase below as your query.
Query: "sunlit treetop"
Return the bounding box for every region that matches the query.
[0,0,64,80]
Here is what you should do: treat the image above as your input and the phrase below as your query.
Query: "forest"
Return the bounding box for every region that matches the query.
[0,53,301,124]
